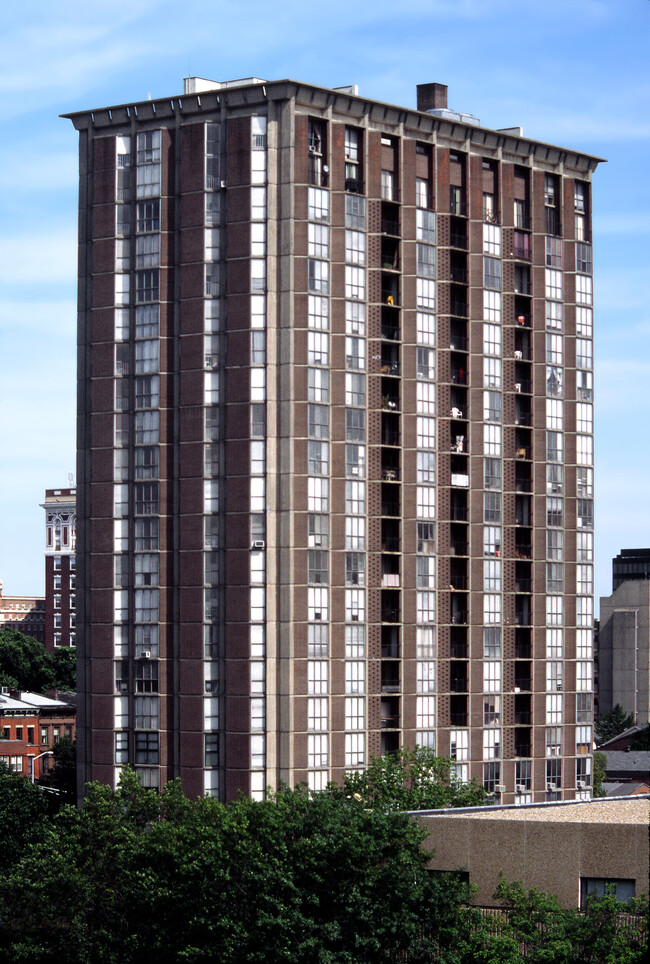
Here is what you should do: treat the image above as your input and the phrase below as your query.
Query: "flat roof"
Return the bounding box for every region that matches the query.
[413,795,650,824]
[63,77,605,169]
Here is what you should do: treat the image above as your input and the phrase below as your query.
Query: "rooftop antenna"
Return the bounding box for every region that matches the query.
[188,55,191,78]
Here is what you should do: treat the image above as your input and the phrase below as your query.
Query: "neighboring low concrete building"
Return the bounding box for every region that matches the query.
[417,796,650,908]
[0,690,76,780]
[598,580,650,724]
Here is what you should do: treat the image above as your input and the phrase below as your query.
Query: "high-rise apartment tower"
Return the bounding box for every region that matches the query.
[65,77,603,802]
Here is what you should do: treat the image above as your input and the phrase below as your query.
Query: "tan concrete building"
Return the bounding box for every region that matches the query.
[65,76,602,802]
[419,795,650,908]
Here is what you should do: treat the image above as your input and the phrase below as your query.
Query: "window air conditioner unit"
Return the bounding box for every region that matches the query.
[220,179,227,189]
[495,784,506,793]
[351,467,360,476]
[546,782,557,790]
[516,784,526,792]
[140,650,152,659]
[577,780,586,788]
[252,540,265,549]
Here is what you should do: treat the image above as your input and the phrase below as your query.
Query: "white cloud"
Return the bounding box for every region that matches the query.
[0,150,79,193]
[0,231,77,286]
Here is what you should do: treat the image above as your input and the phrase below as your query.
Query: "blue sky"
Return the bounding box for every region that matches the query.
[1,0,649,611]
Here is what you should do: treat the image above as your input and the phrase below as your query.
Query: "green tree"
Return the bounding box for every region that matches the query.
[40,737,76,803]
[0,765,54,875]
[328,744,492,811]
[592,751,607,797]
[0,629,76,693]
[628,724,650,750]
[48,646,76,692]
[0,770,474,964]
[595,704,635,745]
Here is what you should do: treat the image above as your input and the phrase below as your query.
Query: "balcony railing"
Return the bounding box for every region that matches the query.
[449,335,468,351]
[450,506,468,521]
[450,230,467,248]
[381,219,400,235]
[451,612,468,625]
[515,744,532,757]
[381,537,400,552]
[514,677,532,691]
[381,715,400,729]
[450,267,468,283]
[451,473,469,487]
[450,686,469,703]
[451,541,468,556]
[515,544,532,559]
[450,712,468,726]
[381,608,400,622]
[381,574,400,588]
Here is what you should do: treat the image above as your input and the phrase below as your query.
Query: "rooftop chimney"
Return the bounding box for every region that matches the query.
[417,83,448,113]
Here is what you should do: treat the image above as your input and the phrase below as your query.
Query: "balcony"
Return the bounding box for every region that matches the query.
[451,473,469,487]
[515,742,532,758]
[450,298,468,317]
[381,697,400,730]
[450,696,468,726]
[450,217,467,248]
[382,626,400,659]
[515,446,532,461]
[381,662,400,694]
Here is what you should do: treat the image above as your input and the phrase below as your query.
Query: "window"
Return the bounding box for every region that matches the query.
[416,278,435,310]
[345,696,365,730]
[344,127,361,187]
[484,390,501,423]
[484,357,501,389]
[547,529,563,561]
[576,242,592,274]
[308,440,328,475]
[545,236,563,267]
[576,338,592,369]
[417,244,435,277]
[345,336,365,373]
[346,372,365,407]
[308,404,328,439]
[416,209,435,243]
[483,257,501,290]
[345,481,365,515]
[308,661,328,695]
[576,274,593,305]
[345,230,365,265]
[417,522,435,554]
[345,266,365,301]
[308,698,328,731]
[483,224,500,256]
[135,732,159,765]
[345,661,365,695]
[484,458,501,490]
[308,477,328,512]
[345,194,365,229]
[345,443,365,478]
[308,624,328,657]
[345,552,365,586]
[484,492,501,524]
[308,550,328,585]
[345,408,365,441]
[308,187,329,222]
[308,331,328,366]
[577,305,593,335]
[484,424,501,456]
[308,259,328,294]
[417,451,435,484]
[308,223,329,259]
[483,526,501,558]
[546,333,563,365]
[483,290,501,324]
[381,169,395,201]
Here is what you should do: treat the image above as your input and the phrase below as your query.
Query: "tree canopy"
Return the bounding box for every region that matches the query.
[595,704,635,745]
[328,744,491,811]
[0,767,645,963]
[0,629,75,692]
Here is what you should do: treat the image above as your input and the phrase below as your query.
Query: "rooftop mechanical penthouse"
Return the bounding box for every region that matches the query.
[65,77,603,802]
